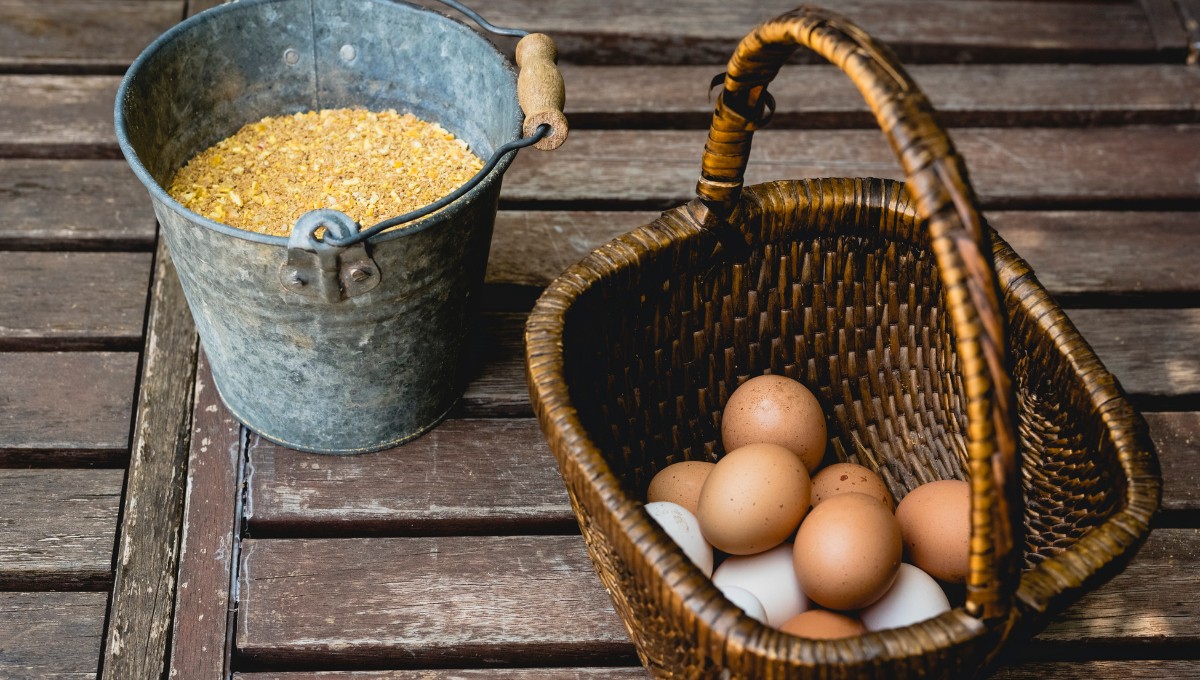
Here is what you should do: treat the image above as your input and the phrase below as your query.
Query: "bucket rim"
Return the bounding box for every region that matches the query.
[114,0,523,248]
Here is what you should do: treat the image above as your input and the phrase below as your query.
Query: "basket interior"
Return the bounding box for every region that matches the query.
[560,177,1126,569]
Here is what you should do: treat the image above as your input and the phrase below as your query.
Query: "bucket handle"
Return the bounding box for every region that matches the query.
[316,0,568,249]
[695,6,1021,630]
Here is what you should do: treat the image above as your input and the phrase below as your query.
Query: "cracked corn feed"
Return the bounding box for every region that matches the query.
[167,108,485,237]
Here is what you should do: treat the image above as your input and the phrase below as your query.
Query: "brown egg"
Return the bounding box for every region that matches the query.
[779,609,866,639]
[811,463,893,511]
[696,443,812,555]
[793,492,902,610]
[721,374,827,472]
[895,479,970,583]
[647,461,716,515]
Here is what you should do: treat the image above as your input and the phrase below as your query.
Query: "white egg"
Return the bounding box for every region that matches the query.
[711,543,808,627]
[645,501,714,577]
[718,584,768,624]
[861,563,951,632]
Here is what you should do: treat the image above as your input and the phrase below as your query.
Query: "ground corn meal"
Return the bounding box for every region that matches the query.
[167,108,484,236]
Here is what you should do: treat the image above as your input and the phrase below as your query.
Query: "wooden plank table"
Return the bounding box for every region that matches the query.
[1,0,1198,678]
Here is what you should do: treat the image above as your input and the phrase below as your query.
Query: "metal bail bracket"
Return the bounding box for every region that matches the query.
[279,210,381,302]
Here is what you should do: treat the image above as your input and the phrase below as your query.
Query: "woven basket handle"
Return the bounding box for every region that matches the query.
[697,6,1021,625]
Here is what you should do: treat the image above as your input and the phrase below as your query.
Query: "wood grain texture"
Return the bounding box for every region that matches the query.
[485,211,1200,300]
[454,308,1200,422]
[236,535,636,668]
[169,357,242,680]
[0,592,108,679]
[1147,412,1200,513]
[0,159,156,250]
[0,469,120,590]
[0,352,137,463]
[501,127,1200,209]
[1139,0,1191,52]
[0,0,181,74]
[458,312,528,417]
[996,662,1200,680]
[561,64,1200,128]
[235,530,1198,667]
[1030,528,1200,647]
[236,671,648,679]
[242,409,1195,536]
[0,75,119,157]
[186,0,225,18]
[1069,309,1200,401]
[6,66,1198,159]
[245,419,574,537]
[0,252,151,350]
[102,243,200,680]
[451,0,1177,64]
[232,663,1200,680]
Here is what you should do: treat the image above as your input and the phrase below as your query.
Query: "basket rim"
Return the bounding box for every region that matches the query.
[524,177,1162,670]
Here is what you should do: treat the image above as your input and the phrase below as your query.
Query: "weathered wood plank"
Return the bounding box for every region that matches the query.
[236,530,1198,667]
[243,410,1193,535]
[561,64,1200,128]
[486,211,1200,300]
[1140,0,1192,53]
[186,0,225,18]
[4,65,1199,157]
[0,159,156,250]
[231,662,1200,680]
[459,311,527,417]
[0,352,137,464]
[245,419,574,536]
[987,212,1200,301]
[0,75,119,157]
[235,671,648,679]
[0,469,121,590]
[0,592,108,679]
[1069,309,1200,401]
[501,127,1200,209]
[460,0,1178,64]
[997,662,1200,680]
[236,535,637,668]
[102,243,200,680]
[1031,528,1200,647]
[0,0,181,74]
[0,252,151,350]
[456,308,1200,420]
[169,357,243,680]
[1147,412,1200,513]
[0,0,1173,72]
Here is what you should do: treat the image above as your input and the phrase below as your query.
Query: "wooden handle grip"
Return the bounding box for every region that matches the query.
[699,7,1021,627]
[516,33,568,151]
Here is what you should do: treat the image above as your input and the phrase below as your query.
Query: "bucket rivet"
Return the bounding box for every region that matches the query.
[349,266,372,282]
[339,44,357,62]
[283,48,300,65]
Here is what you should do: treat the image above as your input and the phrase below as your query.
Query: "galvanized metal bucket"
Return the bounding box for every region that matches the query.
[116,0,567,453]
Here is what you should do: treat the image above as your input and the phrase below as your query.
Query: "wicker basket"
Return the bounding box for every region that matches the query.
[525,6,1161,678]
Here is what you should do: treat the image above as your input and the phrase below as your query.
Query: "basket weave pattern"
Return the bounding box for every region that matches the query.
[525,6,1159,678]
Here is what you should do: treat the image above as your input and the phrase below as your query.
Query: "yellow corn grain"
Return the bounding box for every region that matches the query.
[167,107,482,237]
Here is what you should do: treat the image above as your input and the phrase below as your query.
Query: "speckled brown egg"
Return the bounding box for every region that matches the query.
[696,443,812,555]
[647,461,716,515]
[793,492,903,610]
[895,479,970,583]
[811,462,893,511]
[721,374,827,472]
[779,609,866,639]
